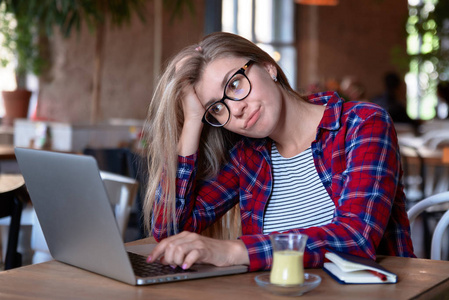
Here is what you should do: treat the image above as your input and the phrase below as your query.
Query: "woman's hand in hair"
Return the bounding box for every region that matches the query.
[146,231,250,270]
[178,86,205,156]
[181,85,205,124]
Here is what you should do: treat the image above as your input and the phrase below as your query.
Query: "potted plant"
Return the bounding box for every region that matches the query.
[1,0,149,125]
[0,1,43,125]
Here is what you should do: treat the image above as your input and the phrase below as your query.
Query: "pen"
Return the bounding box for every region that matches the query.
[369,270,387,281]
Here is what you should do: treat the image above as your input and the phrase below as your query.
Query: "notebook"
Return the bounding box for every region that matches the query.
[14,147,248,285]
[323,251,397,284]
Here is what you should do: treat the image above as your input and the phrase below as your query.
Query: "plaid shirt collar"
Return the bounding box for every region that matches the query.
[247,91,343,152]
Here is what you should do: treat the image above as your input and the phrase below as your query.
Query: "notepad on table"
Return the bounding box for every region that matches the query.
[323,251,397,284]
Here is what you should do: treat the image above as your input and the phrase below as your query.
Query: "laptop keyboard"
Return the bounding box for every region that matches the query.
[127,252,196,277]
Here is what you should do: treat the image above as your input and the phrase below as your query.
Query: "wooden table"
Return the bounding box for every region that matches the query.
[443,147,449,164]
[0,238,449,299]
[0,173,28,270]
[0,145,15,160]
[0,174,24,193]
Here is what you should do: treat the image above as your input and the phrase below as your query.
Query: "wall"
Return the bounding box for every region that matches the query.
[296,0,409,100]
[36,0,205,123]
[36,0,408,122]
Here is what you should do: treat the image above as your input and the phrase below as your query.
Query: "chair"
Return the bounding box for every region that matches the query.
[83,148,135,175]
[83,147,146,239]
[399,135,449,200]
[400,144,425,204]
[0,174,29,270]
[407,191,449,260]
[99,171,139,238]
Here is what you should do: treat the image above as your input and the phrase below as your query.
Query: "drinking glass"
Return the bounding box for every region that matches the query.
[270,233,308,285]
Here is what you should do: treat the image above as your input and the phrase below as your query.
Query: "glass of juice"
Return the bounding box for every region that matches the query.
[269,233,308,285]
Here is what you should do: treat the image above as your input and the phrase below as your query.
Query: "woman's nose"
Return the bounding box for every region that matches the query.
[227,100,247,118]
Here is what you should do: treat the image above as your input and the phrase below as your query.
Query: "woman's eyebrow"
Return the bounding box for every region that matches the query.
[221,68,237,89]
[203,67,239,108]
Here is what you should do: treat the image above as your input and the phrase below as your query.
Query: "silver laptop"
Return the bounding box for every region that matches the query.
[14,147,248,285]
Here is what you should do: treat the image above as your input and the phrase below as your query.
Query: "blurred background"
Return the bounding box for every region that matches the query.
[0,0,447,124]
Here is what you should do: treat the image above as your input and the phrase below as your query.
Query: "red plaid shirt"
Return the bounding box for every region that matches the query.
[152,92,415,271]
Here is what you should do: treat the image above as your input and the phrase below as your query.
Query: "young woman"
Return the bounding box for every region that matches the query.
[144,32,415,272]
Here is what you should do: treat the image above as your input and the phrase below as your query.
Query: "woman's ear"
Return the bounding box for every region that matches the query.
[262,62,278,81]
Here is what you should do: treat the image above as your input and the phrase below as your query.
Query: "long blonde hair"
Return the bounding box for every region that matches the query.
[143,32,298,239]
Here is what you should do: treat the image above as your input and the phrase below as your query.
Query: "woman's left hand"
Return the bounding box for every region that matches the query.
[146,231,250,270]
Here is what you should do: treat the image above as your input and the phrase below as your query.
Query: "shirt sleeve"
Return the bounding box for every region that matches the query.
[152,150,242,241]
[241,108,404,271]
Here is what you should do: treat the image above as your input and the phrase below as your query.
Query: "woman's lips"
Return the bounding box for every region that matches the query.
[244,108,260,129]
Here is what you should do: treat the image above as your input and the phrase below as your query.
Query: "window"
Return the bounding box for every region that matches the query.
[406,0,445,120]
[221,0,297,89]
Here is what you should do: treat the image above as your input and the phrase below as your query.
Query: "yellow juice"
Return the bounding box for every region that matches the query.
[270,250,304,285]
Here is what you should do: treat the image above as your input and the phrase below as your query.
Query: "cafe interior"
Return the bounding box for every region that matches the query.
[1,0,449,298]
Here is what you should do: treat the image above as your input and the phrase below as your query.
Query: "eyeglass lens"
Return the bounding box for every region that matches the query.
[204,73,251,126]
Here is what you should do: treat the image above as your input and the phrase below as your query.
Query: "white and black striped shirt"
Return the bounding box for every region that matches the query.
[263,144,335,234]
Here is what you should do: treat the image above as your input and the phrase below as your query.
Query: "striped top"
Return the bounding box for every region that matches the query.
[263,144,335,234]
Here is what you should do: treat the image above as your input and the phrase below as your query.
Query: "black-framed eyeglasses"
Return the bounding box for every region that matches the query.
[202,60,253,127]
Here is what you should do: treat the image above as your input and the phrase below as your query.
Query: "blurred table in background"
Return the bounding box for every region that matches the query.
[443,147,449,164]
[13,119,144,153]
[0,174,29,269]
[0,145,15,161]
[0,126,13,145]
[399,133,449,201]
[397,123,449,258]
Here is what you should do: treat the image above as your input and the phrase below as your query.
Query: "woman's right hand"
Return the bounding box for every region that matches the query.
[147,231,249,270]
[181,85,205,124]
[178,85,205,156]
